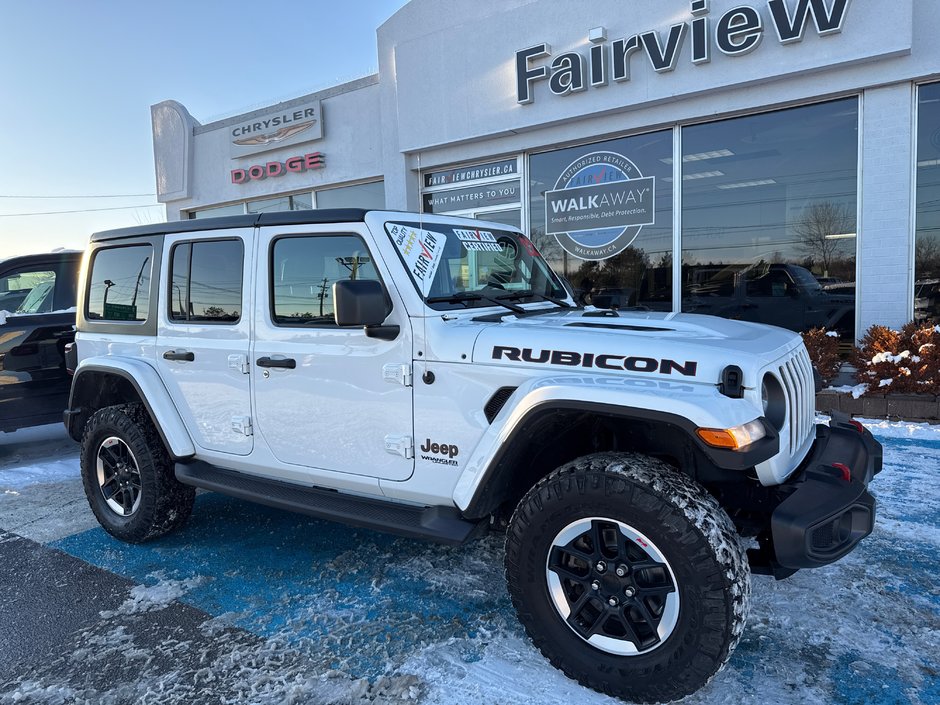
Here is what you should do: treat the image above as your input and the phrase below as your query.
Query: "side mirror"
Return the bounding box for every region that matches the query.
[333,279,399,340]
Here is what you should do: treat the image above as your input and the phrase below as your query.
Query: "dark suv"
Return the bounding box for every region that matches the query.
[684,263,856,338]
[0,250,82,433]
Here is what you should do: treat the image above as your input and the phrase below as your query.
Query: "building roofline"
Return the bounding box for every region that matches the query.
[192,75,379,135]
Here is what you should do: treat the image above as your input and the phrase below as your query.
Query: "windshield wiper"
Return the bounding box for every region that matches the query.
[426,291,525,314]
[497,289,573,309]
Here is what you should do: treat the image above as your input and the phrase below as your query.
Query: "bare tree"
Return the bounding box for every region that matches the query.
[916,234,940,279]
[795,202,855,276]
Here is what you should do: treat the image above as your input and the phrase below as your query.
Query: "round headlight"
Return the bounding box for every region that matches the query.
[761,379,770,415]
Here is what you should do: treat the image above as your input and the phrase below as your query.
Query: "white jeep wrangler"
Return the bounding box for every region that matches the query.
[66,209,881,703]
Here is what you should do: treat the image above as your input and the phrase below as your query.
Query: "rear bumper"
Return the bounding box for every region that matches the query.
[765,412,882,572]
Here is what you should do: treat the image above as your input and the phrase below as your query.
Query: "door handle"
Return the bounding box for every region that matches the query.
[256,356,296,369]
[163,350,195,362]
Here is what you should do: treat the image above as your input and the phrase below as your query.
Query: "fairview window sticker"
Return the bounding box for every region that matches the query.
[386,224,444,295]
[454,229,503,252]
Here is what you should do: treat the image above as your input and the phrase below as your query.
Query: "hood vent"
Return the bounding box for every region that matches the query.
[484,386,517,423]
[566,322,673,333]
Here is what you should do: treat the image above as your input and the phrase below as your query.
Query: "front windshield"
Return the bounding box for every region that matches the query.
[385,221,567,309]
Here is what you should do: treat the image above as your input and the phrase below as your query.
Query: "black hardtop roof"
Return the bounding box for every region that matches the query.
[91,208,374,242]
[0,249,83,268]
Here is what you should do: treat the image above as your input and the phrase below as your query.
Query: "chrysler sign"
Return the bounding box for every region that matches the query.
[229,100,323,158]
[516,0,851,103]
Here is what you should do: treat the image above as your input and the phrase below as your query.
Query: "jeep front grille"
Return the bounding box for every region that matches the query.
[777,347,815,455]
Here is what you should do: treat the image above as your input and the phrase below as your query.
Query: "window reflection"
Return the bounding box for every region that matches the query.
[529,131,674,311]
[680,99,859,338]
[317,181,385,209]
[271,235,380,325]
[916,83,940,326]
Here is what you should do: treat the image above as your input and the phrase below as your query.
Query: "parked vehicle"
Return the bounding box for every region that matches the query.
[65,211,880,703]
[914,279,940,324]
[0,250,82,433]
[684,263,855,338]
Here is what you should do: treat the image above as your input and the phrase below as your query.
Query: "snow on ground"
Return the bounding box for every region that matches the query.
[0,423,938,704]
[0,423,80,489]
[98,572,210,618]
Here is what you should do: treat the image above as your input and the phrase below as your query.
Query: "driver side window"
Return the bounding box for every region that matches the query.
[270,234,381,326]
[0,268,56,314]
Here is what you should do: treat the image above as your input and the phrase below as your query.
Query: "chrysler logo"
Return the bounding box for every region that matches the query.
[232,120,316,146]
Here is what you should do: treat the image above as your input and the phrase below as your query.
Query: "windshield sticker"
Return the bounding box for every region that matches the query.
[386,223,444,295]
[519,234,540,258]
[454,229,502,253]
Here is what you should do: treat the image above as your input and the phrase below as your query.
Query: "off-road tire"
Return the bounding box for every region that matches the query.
[505,452,750,703]
[80,403,195,543]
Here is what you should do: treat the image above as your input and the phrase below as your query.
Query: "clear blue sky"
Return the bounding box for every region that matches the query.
[0,0,408,258]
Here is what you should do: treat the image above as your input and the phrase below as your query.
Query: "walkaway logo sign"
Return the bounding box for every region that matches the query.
[546,151,655,261]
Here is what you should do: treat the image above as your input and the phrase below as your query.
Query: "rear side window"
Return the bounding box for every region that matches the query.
[0,268,56,314]
[169,239,243,323]
[270,235,380,326]
[87,245,153,321]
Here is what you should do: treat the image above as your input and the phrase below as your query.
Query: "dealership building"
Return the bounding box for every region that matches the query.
[151,0,940,337]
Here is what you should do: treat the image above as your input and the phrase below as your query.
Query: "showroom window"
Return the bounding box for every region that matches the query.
[87,245,153,322]
[247,194,312,213]
[190,203,245,219]
[529,132,674,311]
[915,83,940,326]
[680,98,859,338]
[317,181,385,209]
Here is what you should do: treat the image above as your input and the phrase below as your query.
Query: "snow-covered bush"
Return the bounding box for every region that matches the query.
[801,327,842,384]
[854,323,940,395]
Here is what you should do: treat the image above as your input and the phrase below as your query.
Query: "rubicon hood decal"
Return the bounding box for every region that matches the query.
[492,345,698,377]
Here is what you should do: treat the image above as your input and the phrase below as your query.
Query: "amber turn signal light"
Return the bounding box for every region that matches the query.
[696,420,766,450]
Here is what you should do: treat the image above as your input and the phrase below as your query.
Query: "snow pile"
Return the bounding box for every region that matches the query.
[854,417,940,440]
[99,573,208,618]
[825,383,868,399]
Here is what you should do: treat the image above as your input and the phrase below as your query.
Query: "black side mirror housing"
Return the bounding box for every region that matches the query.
[333,279,399,340]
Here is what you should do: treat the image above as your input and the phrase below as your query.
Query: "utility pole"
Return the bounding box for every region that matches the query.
[317,277,329,317]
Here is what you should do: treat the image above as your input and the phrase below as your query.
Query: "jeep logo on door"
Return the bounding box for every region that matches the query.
[545,151,655,261]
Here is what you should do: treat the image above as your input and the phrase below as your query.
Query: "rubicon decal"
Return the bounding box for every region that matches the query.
[420,438,460,466]
[492,346,698,376]
[546,151,654,261]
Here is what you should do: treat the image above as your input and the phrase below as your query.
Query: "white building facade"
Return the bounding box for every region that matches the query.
[152,0,940,337]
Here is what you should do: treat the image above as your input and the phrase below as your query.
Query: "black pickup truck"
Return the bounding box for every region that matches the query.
[0,250,82,433]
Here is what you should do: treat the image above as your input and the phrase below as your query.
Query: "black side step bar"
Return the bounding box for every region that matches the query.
[175,461,485,545]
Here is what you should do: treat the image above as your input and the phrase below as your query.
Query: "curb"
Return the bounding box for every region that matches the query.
[815,390,940,423]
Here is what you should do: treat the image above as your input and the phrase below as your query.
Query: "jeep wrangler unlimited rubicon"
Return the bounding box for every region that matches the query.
[65,210,881,703]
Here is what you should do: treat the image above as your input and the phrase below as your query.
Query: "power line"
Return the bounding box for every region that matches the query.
[0,204,163,217]
[0,193,156,199]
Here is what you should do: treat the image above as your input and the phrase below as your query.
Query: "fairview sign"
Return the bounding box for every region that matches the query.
[516,0,851,103]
